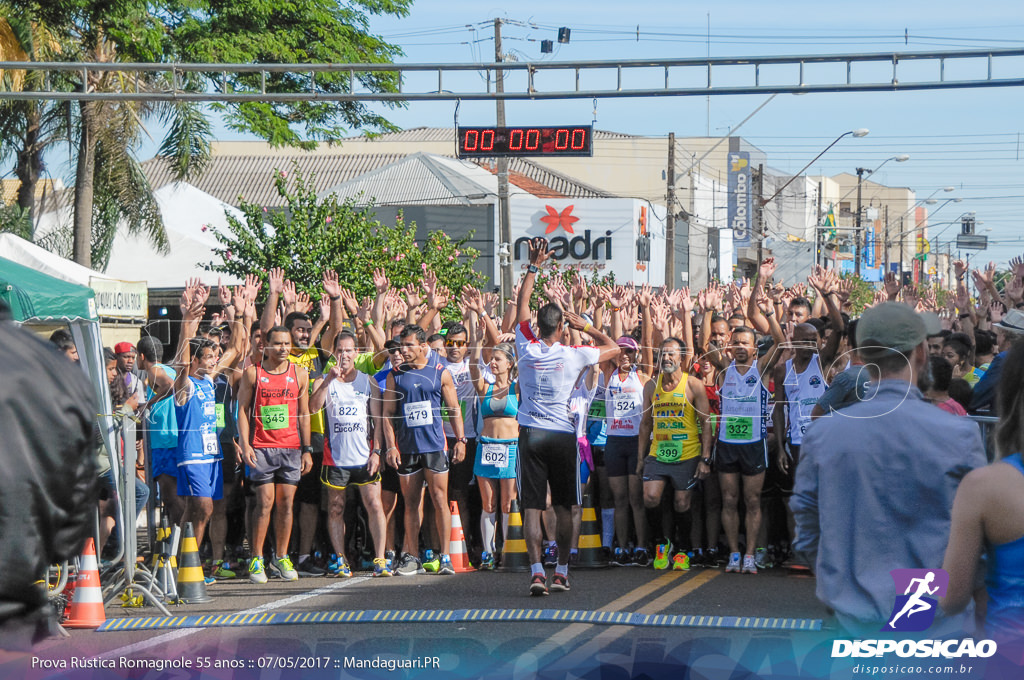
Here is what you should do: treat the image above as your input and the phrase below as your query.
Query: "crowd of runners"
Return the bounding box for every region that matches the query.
[65,242,1024,617]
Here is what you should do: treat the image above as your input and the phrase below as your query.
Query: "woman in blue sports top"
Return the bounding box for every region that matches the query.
[942,339,1024,645]
[467,297,520,571]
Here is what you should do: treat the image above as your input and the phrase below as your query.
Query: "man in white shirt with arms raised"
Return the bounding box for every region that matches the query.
[515,237,620,595]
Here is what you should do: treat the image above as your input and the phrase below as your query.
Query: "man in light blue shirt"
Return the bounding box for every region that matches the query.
[793,303,987,637]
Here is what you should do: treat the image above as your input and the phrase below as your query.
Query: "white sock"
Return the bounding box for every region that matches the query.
[531,562,545,576]
[480,511,497,553]
[555,563,569,577]
[501,512,509,543]
[601,509,615,547]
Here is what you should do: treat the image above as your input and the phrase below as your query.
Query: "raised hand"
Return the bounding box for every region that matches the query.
[883,271,900,300]
[372,267,390,295]
[267,267,286,295]
[322,270,342,299]
[990,301,1005,324]
[402,283,422,309]
[1012,255,1024,279]
[217,278,232,306]
[281,279,297,308]
[953,260,968,280]
[527,237,552,267]
[295,291,313,314]
[319,293,331,321]
[482,291,499,317]
[637,283,653,308]
[340,288,359,316]
[1005,276,1024,305]
[678,286,695,316]
[244,273,262,302]
[759,257,777,282]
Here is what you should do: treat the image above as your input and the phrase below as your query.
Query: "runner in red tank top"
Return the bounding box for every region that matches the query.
[236,325,311,584]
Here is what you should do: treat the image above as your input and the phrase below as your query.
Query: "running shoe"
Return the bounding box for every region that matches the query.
[373,557,392,577]
[271,555,299,581]
[329,554,352,578]
[396,552,424,576]
[706,548,724,568]
[529,573,549,596]
[212,560,236,580]
[479,551,496,571]
[296,556,327,577]
[653,541,673,570]
[422,550,440,573]
[725,552,742,573]
[543,544,558,567]
[385,549,396,571]
[632,547,651,568]
[611,547,630,567]
[203,575,217,586]
[569,551,579,568]
[754,547,770,571]
[549,573,570,592]
[248,556,268,584]
[438,554,455,575]
[741,554,758,574]
[672,552,691,571]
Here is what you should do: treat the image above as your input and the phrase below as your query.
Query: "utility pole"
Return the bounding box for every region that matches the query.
[883,205,889,272]
[754,163,765,266]
[898,216,905,281]
[665,133,676,290]
[495,18,513,300]
[854,167,866,276]
[815,180,823,267]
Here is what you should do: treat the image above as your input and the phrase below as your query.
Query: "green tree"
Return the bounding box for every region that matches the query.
[2,0,411,267]
[207,167,485,311]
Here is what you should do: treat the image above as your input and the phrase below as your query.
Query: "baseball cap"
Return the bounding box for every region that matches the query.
[113,341,136,355]
[616,336,640,351]
[856,303,941,360]
[993,308,1024,335]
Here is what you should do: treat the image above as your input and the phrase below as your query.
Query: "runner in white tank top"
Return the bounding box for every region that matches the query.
[310,331,391,578]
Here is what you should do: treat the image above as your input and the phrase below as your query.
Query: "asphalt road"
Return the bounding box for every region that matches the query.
[5,566,1009,679]
[6,565,847,680]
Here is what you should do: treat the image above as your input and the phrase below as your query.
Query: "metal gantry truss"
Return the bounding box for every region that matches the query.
[1,47,1023,102]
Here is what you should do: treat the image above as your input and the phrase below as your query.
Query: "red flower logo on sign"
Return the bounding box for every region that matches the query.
[540,205,579,234]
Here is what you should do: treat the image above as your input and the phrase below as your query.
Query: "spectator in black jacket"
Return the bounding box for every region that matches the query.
[0,309,98,650]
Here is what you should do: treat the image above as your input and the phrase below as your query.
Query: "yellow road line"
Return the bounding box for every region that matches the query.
[525,570,699,659]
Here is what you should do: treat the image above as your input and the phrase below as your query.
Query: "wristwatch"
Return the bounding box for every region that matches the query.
[527,264,539,274]
[457,437,468,444]
[371,448,382,457]
[701,457,712,465]
[301,446,313,455]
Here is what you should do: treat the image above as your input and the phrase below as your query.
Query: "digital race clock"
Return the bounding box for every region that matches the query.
[456,126,593,158]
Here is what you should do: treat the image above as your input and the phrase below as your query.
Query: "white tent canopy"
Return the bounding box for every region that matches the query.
[0,232,114,285]
[32,182,243,288]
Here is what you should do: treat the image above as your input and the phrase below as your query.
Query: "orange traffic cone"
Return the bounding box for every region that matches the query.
[63,538,106,628]
[447,501,475,573]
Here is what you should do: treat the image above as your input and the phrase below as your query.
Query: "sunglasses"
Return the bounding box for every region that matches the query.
[445,340,467,347]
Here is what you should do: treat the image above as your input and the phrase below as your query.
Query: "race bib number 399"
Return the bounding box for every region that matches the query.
[404,401,433,427]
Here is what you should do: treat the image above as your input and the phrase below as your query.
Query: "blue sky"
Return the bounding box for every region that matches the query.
[349,0,1024,267]
[23,0,1024,269]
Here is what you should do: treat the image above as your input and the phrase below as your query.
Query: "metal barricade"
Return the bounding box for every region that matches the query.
[967,415,1000,463]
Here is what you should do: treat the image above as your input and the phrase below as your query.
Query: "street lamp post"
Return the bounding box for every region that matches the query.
[850,154,910,276]
[761,128,868,268]
[884,187,956,277]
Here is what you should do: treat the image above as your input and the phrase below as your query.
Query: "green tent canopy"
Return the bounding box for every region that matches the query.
[0,255,97,322]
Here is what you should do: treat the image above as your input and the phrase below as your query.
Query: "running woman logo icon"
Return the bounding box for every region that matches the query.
[882,568,949,632]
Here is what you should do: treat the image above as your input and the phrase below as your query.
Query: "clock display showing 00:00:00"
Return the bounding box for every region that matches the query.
[456,126,593,157]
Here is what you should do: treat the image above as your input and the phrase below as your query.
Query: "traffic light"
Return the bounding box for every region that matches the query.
[558,27,571,43]
[961,215,976,234]
[540,40,553,53]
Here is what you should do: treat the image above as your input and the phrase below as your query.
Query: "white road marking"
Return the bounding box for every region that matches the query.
[98,576,372,659]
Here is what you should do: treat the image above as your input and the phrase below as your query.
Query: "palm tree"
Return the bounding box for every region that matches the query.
[0,5,211,269]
